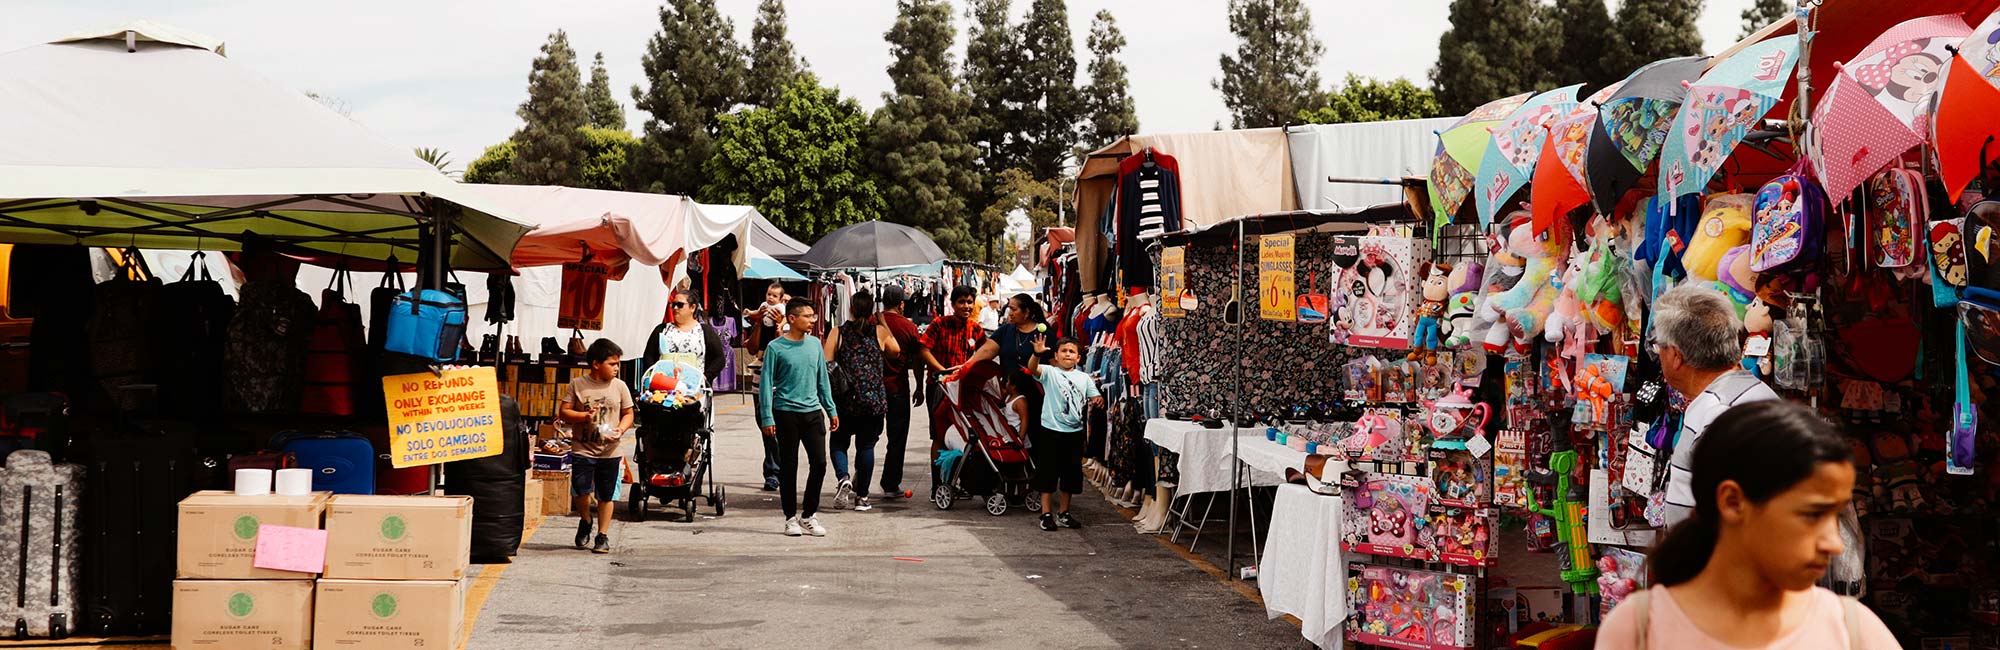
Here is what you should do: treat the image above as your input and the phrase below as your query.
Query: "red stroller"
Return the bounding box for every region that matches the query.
[930,361,1039,516]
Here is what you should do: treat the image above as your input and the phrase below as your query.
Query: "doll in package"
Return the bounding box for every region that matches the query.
[1348,564,1475,649]
[1330,235,1431,349]
[1431,508,1493,566]
[1492,429,1530,508]
[1430,444,1491,507]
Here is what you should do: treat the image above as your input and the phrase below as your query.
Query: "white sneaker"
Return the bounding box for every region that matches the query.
[832,478,854,510]
[784,516,803,537]
[800,515,827,537]
[853,497,873,512]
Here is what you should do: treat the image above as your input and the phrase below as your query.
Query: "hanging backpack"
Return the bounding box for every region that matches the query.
[224,280,316,414]
[1866,168,1925,269]
[1968,201,2000,292]
[155,252,235,419]
[86,251,162,411]
[1750,163,1830,274]
[367,260,406,352]
[302,267,366,416]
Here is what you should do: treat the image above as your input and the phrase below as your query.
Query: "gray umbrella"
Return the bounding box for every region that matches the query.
[796,220,947,270]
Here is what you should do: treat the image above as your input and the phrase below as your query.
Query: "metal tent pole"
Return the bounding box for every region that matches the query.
[1226,218,1244,577]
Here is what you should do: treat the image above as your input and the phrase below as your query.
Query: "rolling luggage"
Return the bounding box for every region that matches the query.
[272,430,375,495]
[0,450,82,639]
[76,420,198,637]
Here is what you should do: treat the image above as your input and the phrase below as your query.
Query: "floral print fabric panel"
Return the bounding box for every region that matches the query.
[1158,233,1351,418]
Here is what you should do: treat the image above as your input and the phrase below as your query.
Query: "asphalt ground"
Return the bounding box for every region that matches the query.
[463,392,1314,650]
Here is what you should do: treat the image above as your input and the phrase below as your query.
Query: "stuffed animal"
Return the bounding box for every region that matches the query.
[1580,217,1647,341]
[1441,261,1483,348]
[1870,430,1926,512]
[1742,299,1773,379]
[1479,211,1569,354]
[1684,193,1756,281]
[1545,253,1588,351]
[1465,233,1528,349]
[1409,262,1452,362]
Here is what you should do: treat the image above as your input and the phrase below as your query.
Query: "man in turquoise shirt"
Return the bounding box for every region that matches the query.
[759,298,841,538]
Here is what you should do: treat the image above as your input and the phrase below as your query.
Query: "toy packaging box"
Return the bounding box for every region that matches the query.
[1344,473,1438,560]
[1347,563,1477,649]
[1429,507,1494,567]
[1331,235,1431,349]
[1492,429,1530,508]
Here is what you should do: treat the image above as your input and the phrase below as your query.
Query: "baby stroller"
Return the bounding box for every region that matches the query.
[930,361,1039,516]
[629,390,725,522]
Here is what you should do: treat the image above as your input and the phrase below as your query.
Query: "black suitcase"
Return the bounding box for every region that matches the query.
[75,420,198,637]
[0,450,82,639]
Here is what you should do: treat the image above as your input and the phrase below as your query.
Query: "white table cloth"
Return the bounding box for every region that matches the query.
[1258,483,1347,649]
[1235,434,1312,481]
[1144,419,1284,494]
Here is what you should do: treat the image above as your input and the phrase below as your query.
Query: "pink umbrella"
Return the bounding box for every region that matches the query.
[1810,14,1971,201]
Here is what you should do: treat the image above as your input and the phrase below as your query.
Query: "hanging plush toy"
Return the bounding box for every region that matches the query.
[1684,193,1756,282]
[1409,262,1452,362]
[1441,261,1483,349]
[1545,253,1588,353]
[1479,211,1569,355]
[1742,299,1774,379]
[1870,430,1927,512]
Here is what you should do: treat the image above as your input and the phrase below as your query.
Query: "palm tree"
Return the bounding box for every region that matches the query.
[414,147,460,180]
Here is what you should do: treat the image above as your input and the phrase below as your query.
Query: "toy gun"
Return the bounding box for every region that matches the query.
[1526,411,1599,595]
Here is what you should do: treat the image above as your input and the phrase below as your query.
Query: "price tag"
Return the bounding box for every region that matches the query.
[1464,434,1492,459]
[1743,335,1772,357]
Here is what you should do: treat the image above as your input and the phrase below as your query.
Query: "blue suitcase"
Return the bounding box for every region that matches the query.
[383,290,466,362]
[272,431,375,495]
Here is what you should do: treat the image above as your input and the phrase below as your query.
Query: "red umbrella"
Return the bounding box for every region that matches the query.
[1532,83,1625,234]
[1935,9,2000,200]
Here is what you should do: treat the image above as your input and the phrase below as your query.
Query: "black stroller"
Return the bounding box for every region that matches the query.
[629,391,725,522]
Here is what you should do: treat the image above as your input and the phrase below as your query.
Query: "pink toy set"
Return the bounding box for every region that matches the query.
[1347,563,1478,649]
[1330,233,1432,349]
[1342,473,1437,560]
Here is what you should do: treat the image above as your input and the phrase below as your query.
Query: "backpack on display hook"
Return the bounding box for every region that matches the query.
[1749,161,1830,274]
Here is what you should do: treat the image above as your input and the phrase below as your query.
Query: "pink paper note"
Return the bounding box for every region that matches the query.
[252,524,327,574]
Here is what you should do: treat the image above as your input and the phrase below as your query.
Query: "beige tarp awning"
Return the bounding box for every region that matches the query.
[454,184,687,279]
[1072,128,1297,292]
[0,22,531,269]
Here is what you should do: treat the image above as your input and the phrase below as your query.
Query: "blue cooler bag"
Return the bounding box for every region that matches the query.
[384,289,466,362]
[272,430,377,495]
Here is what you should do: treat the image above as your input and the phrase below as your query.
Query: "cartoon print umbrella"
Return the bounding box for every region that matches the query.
[1658,35,1802,202]
[1428,92,1532,226]
[1587,56,1710,214]
[1475,85,1582,226]
[1531,82,1626,234]
[1811,14,1970,202]
[1934,8,2000,201]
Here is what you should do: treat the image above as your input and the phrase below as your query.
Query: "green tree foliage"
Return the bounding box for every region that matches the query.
[1080,10,1138,150]
[1547,0,1618,91]
[1214,0,1325,129]
[1431,0,1550,115]
[747,0,805,108]
[464,141,515,184]
[705,75,883,241]
[981,168,1063,235]
[963,0,1027,217]
[631,0,748,195]
[870,0,985,259]
[1741,0,1788,38]
[1298,74,1443,124]
[585,52,625,131]
[1017,0,1082,180]
[1609,0,1704,82]
[578,126,638,191]
[512,30,590,186]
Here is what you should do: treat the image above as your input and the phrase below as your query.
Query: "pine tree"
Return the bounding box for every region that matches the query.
[1017,0,1082,180]
[870,0,985,259]
[631,0,748,195]
[1431,0,1549,115]
[1548,0,1616,91]
[1081,10,1138,150]
[1214,0,1325,129]
[1609,0,1704,82]
[747,0,805,108]
[513,30,589,186]
[584,52,624,131]
[963,0,1027,233]
[1740,0,1788,38]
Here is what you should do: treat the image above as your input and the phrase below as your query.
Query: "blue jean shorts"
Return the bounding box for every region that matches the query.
[570,454,621,502]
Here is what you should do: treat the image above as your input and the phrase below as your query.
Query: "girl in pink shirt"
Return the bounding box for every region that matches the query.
[1597,401,1901,649]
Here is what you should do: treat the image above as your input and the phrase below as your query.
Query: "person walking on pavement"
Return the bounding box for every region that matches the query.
[759,298,840,537]
[1652,285,1778,527]
[1596,401,1899,649]
[562,339,634,554]
[823,291,899,511]
[876,286,925,500]
[917,286,985,487]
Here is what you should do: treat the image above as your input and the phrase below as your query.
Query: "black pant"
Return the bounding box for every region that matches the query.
[775,410,828,519]
[1030,422,1084,495]
[881,383,911,495]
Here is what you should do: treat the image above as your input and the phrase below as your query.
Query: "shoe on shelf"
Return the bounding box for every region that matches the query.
[784,516,803,537]
[1038,513,1057,532]
[853,497,873,512]
[591,534,610,554]
[1056,512,1082,529]
[574,519,593,549]
[800,515,827,537]
[832,478,854,510]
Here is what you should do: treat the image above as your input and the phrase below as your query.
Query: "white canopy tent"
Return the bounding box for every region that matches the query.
[0,22,531,271]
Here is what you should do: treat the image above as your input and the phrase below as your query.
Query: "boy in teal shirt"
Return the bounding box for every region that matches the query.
[759,298,841,537]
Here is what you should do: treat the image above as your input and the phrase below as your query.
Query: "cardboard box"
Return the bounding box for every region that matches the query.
[172,579,314,649]
[177,491,331,579]
[324,495,472,580]
[523,477,544,527]
[531,452,571,471]
[534,469,572,516]
[314,579,464,650]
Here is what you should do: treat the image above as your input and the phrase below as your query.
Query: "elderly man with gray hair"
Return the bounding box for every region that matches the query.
[1653,285,1778,526]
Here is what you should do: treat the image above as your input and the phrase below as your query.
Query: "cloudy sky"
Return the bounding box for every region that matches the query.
[2,0,1760,172]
